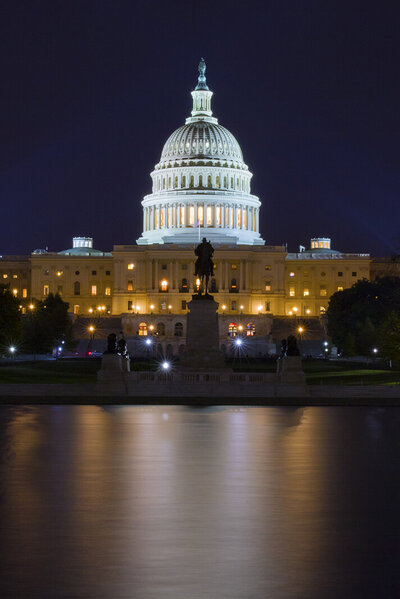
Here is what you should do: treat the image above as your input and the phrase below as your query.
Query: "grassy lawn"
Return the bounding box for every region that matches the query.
[0,357,399,386]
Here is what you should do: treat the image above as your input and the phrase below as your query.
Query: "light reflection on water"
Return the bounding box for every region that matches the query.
[0,405,399,598]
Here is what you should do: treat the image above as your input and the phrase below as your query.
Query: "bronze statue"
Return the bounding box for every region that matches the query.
[194,237,215,295]
[286,335,300,356]
[104,333,118,354]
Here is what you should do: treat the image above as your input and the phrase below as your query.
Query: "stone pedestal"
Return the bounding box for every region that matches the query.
[180,295,226,370]
[276,356,306,384]
[101,354,122,372]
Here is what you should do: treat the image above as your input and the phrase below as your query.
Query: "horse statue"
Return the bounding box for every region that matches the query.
[194,237,215,296]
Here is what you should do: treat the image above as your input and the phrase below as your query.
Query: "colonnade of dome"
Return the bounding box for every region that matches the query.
[137,60,264,246]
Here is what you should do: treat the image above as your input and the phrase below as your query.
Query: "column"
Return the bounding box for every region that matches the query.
[239,261,243,290]
[184,203,189,227]
[148,260,153,291]
[256,209,259,232]
[245,261,249,290]
[225,261,229,291]
[169,261,174,289]
[154,260,158,291]
[175,260,179,290]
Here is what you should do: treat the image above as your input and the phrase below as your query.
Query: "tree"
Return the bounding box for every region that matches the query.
[327,276,400,355]
[0,284,22,353]
[22,293,72,354]
[343,332,356,357]
[379,312,400,363]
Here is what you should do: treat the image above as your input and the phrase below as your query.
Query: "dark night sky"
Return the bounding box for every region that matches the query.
[1,0,400,256]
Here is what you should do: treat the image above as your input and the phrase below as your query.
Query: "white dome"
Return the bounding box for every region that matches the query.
[137,59,264,247]
[159,122,244,166]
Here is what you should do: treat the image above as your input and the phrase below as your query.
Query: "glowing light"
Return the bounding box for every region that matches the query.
[145,338,152,346]
[288,311,293,316]
[257,305,262,311]
[88,325,95,333]
[289,272,295,277]
[88,308,93,313]
[149,325,154,331]
[127,263,135,270]
[238,325,243,331]
[168,305,172,310]
[306,309,311,314]
[160,279,168,291]
[323,341,328,346]
[150,304,154,310]
[29,303,34,310]
[292,307,298,313]
[9,346,16,353]
[373,348,378,354]
[222,304,226,311]
[58,346,62,352]
[235,339,242,346]
[136,306,140,312]
[162,361,170,370]
[298,326,304,334]
[56,271,63,277]
[12,289,18,296]
[240,305,244,310]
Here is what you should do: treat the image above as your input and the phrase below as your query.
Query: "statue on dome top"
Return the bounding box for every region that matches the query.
[195,57,209,91]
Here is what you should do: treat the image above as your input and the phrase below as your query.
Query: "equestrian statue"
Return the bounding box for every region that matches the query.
[194,237,215,296]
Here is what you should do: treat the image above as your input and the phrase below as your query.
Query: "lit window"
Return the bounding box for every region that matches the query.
[43,285,49,296]
[289,272,295,277]
[320,286,327,296]
[12,288,18,296]
[207,206,212,225]
[73,305,79,315]
[247,323,256,336]
[320,306,326,314]
[180,206,185,226]
[337,286,344,292]
[138,322,148,336]
[91,285,97,296]
[198,205,204,225]
[12,274,18,279]
[237,209,241,228]
[243,209,247,229]
[228,323,237,337]
[128,263,134,270]
[105,287,111,296]
[160,279,168,291]
[22,288,27,298]
[216,206,221,225]
[231,264,237,270]
[265,265,271,270]
[2,273,8,279]
[289,287,295,297]
[303,288,309,296]
[189,205,194,225]
[127,280,133,291]
[265,281,271,291]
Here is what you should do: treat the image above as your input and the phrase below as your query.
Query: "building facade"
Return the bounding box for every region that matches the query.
[1,61,371,347]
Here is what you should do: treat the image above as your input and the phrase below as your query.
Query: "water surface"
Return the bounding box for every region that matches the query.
[0,405,399,598]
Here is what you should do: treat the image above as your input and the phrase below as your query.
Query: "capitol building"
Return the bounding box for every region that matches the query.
[1,60,372,352]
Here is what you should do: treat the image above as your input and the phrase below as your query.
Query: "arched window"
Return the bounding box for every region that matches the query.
[223,176,227,188]
[182,175,186,187]
[210,278,217,293]
[228,323,237,337]
[246,323,256,336]
[174,322,183,337]
[157,322,165,336]
[138,322,148,336]
[168,177,172,189]
[189,175,194,188]
[230,278,237,292]
[199,174,203,187]
[216,175,220,188]
[160,279,168,292]
[189,205,194,225]
[181,278,188,292]
[207,175,212,188]
[174,176,178,188]
[74,281,80,296]
[73,304,79,315]
[162,178,166,189]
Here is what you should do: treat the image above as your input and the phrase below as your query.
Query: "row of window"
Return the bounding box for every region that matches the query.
[136,322,257,338]
[289,285,345,297]
[2,273,24,279]
[43,282,111,296]
[289,271,358,277]
[42,269,111,276]
[128,300,271,313]
[155,173,250,193]
[145,204,257,231]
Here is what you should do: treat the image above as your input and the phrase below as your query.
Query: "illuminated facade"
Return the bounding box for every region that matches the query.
[1,61,371,343]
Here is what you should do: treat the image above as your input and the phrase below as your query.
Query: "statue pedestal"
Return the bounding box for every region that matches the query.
[180,295,227,370]
[276,356,306,385]
[101,354,122,372]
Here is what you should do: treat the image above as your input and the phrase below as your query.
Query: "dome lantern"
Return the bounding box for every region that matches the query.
[188,58,215,122]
